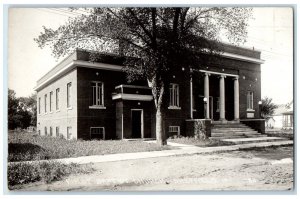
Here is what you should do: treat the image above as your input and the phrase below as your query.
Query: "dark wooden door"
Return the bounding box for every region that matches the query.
[132,110,142,138]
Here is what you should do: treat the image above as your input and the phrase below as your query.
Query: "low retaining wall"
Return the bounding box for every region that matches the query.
[240,119,265,134]
[185,119,212,138]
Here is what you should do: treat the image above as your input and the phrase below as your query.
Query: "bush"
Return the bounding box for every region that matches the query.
[7,161,94,189]
[8,131,170,162]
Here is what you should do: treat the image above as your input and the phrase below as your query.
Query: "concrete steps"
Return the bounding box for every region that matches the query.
[220,137,287,145]
[211,132,267,137]
[211,122,289,145]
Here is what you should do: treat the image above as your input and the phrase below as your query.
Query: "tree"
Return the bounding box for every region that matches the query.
[8,89,37,129]
[35,7,252,145]
[261,97,278,119]
[19,93,37,126]
[8,89,19,129]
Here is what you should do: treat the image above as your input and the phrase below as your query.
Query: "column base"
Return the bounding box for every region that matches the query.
[234,119,240,122]
[218,119,227,124]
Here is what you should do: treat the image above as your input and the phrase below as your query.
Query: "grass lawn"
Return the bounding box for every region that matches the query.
[8,161,94,190]
[8,130,172,162]
[168,137,233,147]
[265,129,293,140]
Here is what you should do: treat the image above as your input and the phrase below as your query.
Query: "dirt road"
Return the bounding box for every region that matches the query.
[18,146,293,191]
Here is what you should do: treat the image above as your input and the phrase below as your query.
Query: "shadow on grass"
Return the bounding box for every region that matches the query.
[8,143,51,162]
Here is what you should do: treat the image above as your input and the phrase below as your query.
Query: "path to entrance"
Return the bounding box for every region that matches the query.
[45,139,292,165]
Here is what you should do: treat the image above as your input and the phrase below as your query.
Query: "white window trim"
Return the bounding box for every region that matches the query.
[49,91,53,113]
[168,106,181,110]
[89,106,106,109]
[67,82,72,108]
[91,81,105,108]
[56,88,60,111]
[44,94,47,113]
[169,83,180,109]
[38,97,41,115]
[90,127,105,139]
[247,91,254,111]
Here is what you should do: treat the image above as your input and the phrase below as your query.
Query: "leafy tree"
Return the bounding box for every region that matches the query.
[35,7,252,145]
[8,89,37,129]
[261,97,278,119]
[8,89,19,129]
[19,93,37,126]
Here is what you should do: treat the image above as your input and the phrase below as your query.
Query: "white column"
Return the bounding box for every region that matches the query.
[219,75,226,121]
[190,76,193,119]
[204,73,210,119]
[234,77,240,121]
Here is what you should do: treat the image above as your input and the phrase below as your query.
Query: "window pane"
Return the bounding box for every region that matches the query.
[56,88,59,110]
[67,83,71,107]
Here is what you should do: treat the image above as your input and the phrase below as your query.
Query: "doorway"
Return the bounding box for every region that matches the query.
[131,109,143,138]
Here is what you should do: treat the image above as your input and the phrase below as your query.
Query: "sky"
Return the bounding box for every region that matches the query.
[7,7,294,105]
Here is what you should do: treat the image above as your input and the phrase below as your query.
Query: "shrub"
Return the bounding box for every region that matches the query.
[8,131,170,162]
[7,161,94,189]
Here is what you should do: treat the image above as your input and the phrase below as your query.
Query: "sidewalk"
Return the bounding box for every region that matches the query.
[53,140,292,165]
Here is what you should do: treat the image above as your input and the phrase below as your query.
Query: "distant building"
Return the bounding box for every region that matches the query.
[35,43,264,140]
[266,101,293,129]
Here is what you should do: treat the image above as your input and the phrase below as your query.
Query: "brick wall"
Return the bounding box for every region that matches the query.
[37,68,77,139]
[76,67,126,140]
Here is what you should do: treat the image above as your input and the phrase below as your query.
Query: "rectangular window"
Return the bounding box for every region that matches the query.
[38,97,41,114]
[67,126,72,140]
[50,126,53,136]
[169,83,180,108]
[38,130,41,135]
[44,94,47,113]
[44,127,47,136]
[67,82,72,108]
[247,91,254,110]
[50,91,53,112]
[91,82,104,106]
[169,126,180,136]
[56,88,60,110]
[56,126,59,137]
[90,127,105,140]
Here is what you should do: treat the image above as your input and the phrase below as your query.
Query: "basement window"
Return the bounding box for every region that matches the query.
[67,126,72,140]
[56,126,60,137]
[90,127,105,140]
[169,126,180,136]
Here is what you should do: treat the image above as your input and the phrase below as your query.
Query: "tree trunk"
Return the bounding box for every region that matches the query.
[148,78,167,146]
[155,104,167,146]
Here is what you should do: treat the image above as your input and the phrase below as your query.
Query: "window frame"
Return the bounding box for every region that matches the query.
[50,91,53,112]
[67,82,72,108]
[90,81,105,109]
[44,126,47,136]
[44,94,47,113]
[67,126,72,140]
[168,83,180,109]
[90,127,105,140]
[56,88,60,111]
[168,126,180,136]
[247,91,254,111]
[56,126,59,137]
[38,97,41,114]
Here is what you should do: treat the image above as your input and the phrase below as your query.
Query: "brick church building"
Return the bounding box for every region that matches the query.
[35,43,265,140]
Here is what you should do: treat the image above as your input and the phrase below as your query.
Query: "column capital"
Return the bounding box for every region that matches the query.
[219,74,226,78]
[234,76,239,80]
[204,72,211,76]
